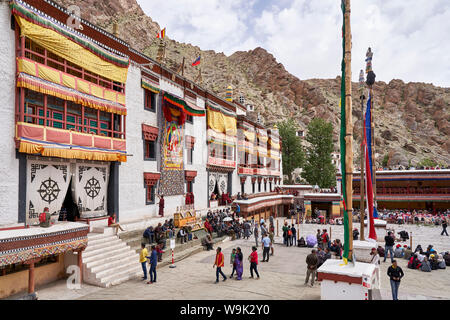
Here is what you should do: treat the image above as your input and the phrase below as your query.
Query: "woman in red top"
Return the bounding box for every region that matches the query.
[248,246,260,279]
[108,213,124,234]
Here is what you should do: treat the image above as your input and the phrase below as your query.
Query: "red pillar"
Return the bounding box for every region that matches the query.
[28,262,35,294]
[26,259,40,294]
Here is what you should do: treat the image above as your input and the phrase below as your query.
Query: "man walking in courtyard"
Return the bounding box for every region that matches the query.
[254,223,259,247]
[290,225,297,246]
[441,219,448,236]
[213,247,227,283]
[387,260,404,300]
[305,249,318,287]
[147,245,158,284]
[261,233,271,262]
[139,243,148,281]
[384,231,395,263]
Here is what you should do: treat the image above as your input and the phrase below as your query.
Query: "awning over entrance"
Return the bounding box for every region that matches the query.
[234,194,294,214]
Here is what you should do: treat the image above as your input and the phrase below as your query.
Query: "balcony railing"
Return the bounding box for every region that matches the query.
[353,186,450,196]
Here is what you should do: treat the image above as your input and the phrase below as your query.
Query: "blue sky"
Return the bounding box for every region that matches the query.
[137,0,450,87]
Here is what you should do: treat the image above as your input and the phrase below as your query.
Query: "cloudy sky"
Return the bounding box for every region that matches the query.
[137,0,450,87]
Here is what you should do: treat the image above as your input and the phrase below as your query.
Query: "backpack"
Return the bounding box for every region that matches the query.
[288,230,292,236]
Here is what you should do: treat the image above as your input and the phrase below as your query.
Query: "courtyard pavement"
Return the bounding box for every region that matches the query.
[29,219,450,300]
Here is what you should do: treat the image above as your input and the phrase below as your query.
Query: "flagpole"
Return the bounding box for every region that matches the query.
[344,0,354,261]
[359,70,365,241]
[366,48,377,216]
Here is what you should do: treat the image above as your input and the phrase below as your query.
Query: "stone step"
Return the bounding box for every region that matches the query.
[85,238,123,252]
[95,259,139,279]
[119,230,144,241]
[100,264,142,286]
[88,253,139,274]
[86,250,137,269]
[83,241,128,258]
[87,234,121,247]
[87,232,111,241]
[83,245,132,264]
[108,269,142,287]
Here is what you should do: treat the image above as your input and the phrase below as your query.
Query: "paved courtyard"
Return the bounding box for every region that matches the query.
[30,218,450,300]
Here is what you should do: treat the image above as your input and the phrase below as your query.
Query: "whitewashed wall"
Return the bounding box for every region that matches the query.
[184,96,208,211]
[0,4,19,226]
[119,64,159,222]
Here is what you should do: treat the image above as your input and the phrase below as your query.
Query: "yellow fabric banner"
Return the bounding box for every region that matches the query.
[16,15,128,83]
[243,130,255,142]
[17,58,125,108]
[257,134,268,143]
[207,108,237,136]
[269,139,280,149]
[19,141,126,162]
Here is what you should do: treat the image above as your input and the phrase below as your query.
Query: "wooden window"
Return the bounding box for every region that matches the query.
[144,140,156,160]
[187,147,193,164]
[144,89,157,112]
[187,180,193,193]
[146,185,155,205]
[186,114,193,124]
[252,182,255,194]
[21,89,121,137]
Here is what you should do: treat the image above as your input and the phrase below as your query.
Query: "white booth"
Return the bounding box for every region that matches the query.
[317,259,380,300]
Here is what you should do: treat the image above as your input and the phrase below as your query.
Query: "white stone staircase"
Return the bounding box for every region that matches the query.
[82,229,142,288]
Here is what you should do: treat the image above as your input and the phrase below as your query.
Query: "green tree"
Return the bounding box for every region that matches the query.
[418,157,437,167]
[278,119,305,184]
[301,118,336,188]
[382,154,389,167]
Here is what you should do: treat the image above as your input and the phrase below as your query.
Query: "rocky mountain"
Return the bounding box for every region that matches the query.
[53,0,450,167]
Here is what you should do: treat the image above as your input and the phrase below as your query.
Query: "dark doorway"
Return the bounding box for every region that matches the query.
[61,179,79,222]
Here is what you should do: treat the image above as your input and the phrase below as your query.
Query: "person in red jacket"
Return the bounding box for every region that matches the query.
[249,246,260,279]
[204,219,213,235]
[213,247,227,283]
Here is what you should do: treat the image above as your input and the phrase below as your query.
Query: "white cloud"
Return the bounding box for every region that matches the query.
[137,0,450,87]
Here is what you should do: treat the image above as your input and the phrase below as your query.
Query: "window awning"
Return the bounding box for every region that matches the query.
[144,172,161,186]
[163,92,205,117]
[142,124,158,141]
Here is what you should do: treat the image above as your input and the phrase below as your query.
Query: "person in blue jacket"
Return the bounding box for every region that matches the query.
[147,245,158,284]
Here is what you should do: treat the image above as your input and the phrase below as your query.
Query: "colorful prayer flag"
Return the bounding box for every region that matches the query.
[363,96,377,241]
[191,56,201,66]
[157,28,166,39]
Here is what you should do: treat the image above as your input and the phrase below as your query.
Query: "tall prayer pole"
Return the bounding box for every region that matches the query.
[359,70,365,241]
[343,0,354,261]
[366,48,377,216]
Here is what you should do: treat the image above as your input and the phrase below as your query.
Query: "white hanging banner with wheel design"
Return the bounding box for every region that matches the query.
[26,160,72,226]
[217,173,228,196]
[73,163,109,218]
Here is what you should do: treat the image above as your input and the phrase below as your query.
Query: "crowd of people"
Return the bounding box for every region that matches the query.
[211,216,279,283]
